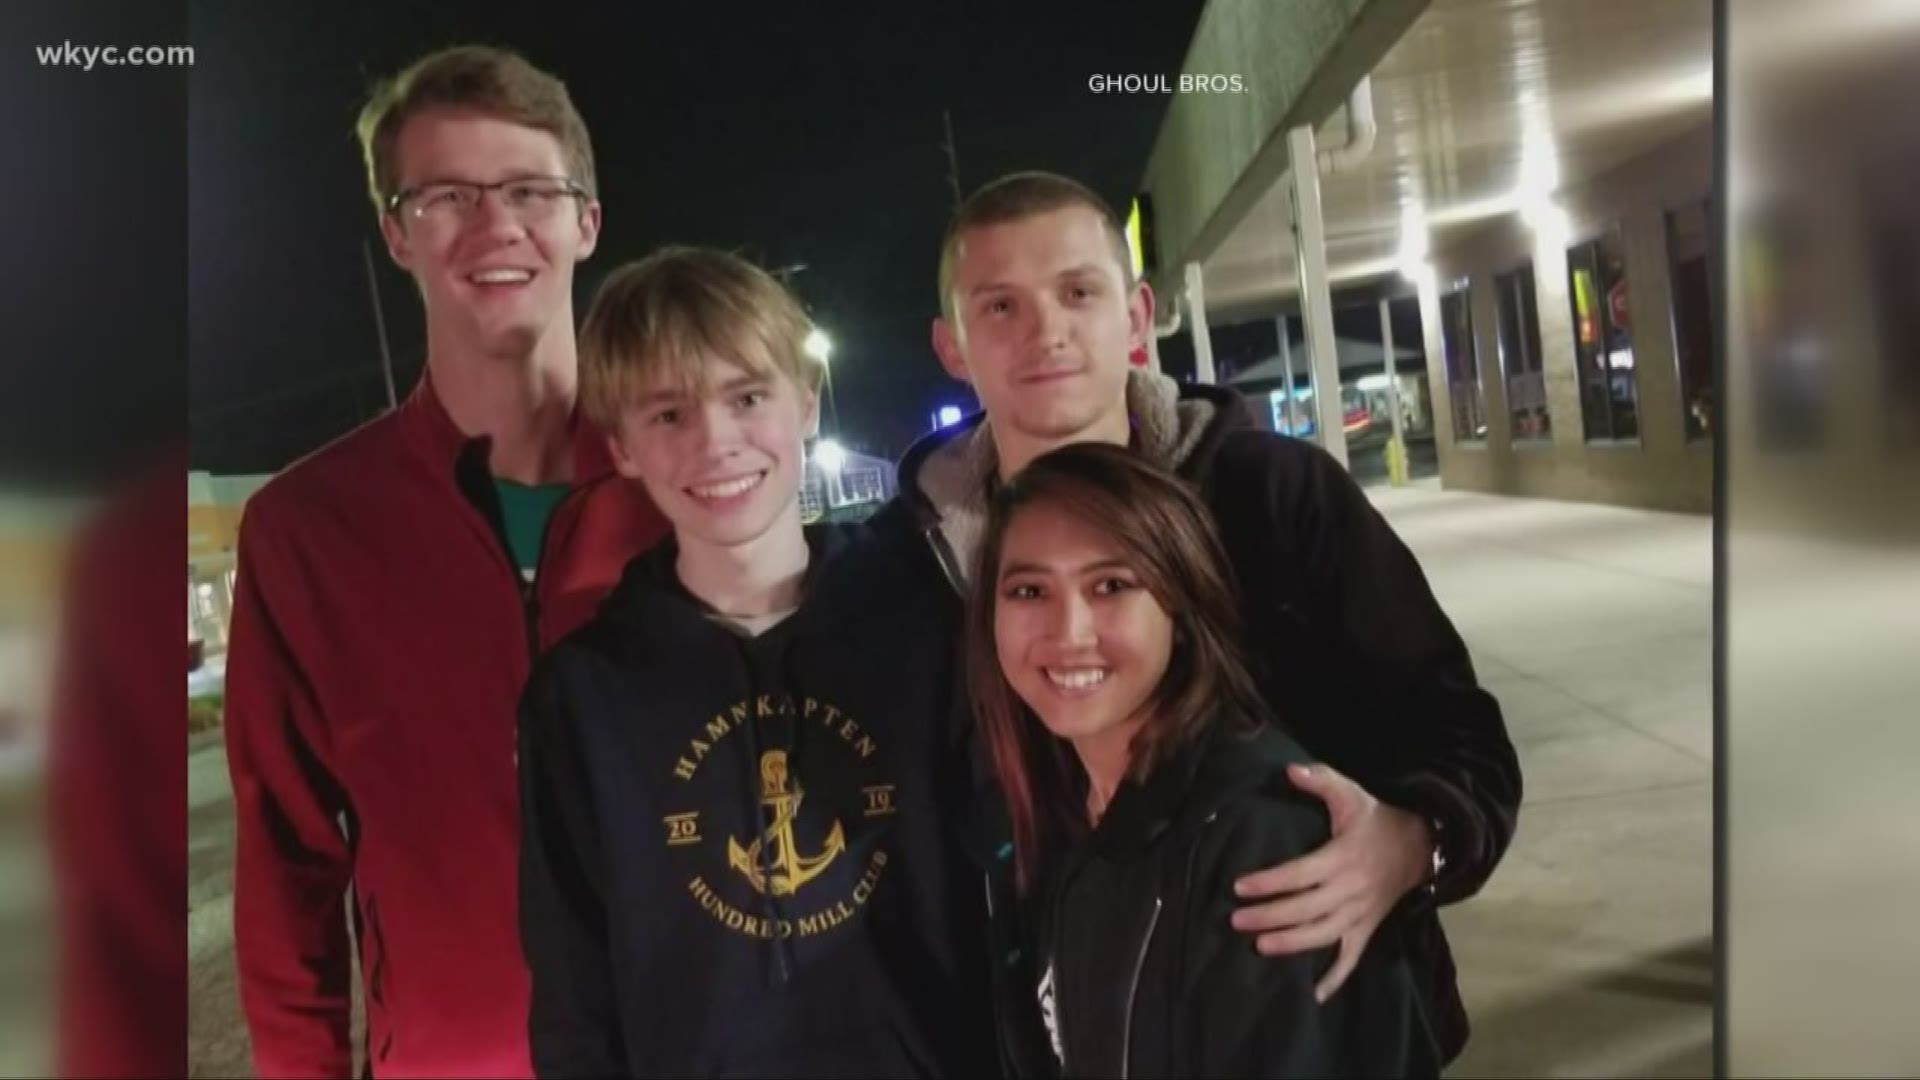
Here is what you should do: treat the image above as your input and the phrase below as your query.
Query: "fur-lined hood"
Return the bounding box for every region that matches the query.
[894,368,1255,591]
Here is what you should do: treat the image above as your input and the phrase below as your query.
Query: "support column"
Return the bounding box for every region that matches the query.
[1184,262,1216,384]
[1381,296,1408,485]
[1278,315,1301,436]
[1289,124,1348,466]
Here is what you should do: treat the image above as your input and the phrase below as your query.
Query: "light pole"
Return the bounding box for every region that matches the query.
[804,327,840,435]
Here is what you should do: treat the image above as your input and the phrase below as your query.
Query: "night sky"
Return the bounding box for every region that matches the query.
[186,1,1211,475]
[4,0,186,493]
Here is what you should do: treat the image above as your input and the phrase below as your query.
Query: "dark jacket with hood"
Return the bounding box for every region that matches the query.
[1037,720,1441,1079]
[895,369,1522,1071]
[517,508,996,1078]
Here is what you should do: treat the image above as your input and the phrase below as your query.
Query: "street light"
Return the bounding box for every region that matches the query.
[805,327,841,435]
[803,328,832,364]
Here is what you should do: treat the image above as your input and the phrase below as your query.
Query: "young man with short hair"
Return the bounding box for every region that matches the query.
[517,247,995,1078]
[903,170,1523,1068]
[224,46,666,1078]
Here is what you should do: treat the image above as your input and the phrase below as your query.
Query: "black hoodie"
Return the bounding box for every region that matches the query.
[896,369,1521,1068]
[517,508,996,1078]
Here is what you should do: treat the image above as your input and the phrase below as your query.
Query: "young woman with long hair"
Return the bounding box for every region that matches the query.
[967,442,1438,1078]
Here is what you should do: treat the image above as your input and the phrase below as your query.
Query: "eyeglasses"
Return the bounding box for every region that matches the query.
[386,177,588,224]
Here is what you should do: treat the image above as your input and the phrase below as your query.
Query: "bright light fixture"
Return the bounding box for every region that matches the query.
[813,438,846,474]
[804,328,833,364]
[1397,203,1434,285]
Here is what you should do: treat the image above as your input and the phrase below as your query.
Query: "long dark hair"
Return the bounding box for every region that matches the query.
[966,442,1274,893]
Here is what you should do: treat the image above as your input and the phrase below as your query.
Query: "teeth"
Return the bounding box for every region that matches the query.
[690,473,763,500]
[1046,668,1108,691]
[470,269,532,284]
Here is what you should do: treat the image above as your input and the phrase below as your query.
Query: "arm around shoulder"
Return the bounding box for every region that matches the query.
[1215,433,1521,904]
[1179,790,1439,1078]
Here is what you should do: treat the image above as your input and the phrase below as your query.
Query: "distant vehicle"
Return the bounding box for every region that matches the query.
[1343,391,1371,436]
[1269,386,1371,438]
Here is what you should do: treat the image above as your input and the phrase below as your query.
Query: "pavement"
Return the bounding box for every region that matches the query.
[189,653,226,700]
[1370,479,1712,1078]
[188,728,251,1079]
[185,479,1712,1078]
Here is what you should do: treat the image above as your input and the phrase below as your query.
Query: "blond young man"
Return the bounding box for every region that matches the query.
[518,247,994,1078]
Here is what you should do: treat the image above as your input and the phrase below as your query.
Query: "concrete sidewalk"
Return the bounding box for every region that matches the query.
[1366,481,1713,1078]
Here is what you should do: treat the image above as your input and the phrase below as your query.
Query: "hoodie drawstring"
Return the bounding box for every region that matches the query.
[738,633,807,987]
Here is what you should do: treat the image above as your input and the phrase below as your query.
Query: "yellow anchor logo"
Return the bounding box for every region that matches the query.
[727,750,845,896]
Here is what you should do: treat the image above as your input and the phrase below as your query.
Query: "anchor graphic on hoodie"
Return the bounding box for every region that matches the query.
[728,749,845,895]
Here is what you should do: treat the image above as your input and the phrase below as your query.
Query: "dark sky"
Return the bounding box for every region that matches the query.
[4,0,186,493]
[187,1,1208,474]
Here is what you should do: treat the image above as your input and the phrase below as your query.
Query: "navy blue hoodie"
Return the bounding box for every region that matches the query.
[517,506,996,1078]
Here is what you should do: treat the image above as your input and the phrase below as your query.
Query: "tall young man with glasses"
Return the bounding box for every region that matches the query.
[223,46,665,1079]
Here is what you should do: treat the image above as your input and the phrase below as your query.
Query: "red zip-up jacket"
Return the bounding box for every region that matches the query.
[224,376,667,1079]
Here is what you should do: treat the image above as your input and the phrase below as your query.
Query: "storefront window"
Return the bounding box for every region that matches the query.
[1440,284,1485,442]
[1568,226,1639,441]
[1496,265,1551,440]
[1667,199,1716,441]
